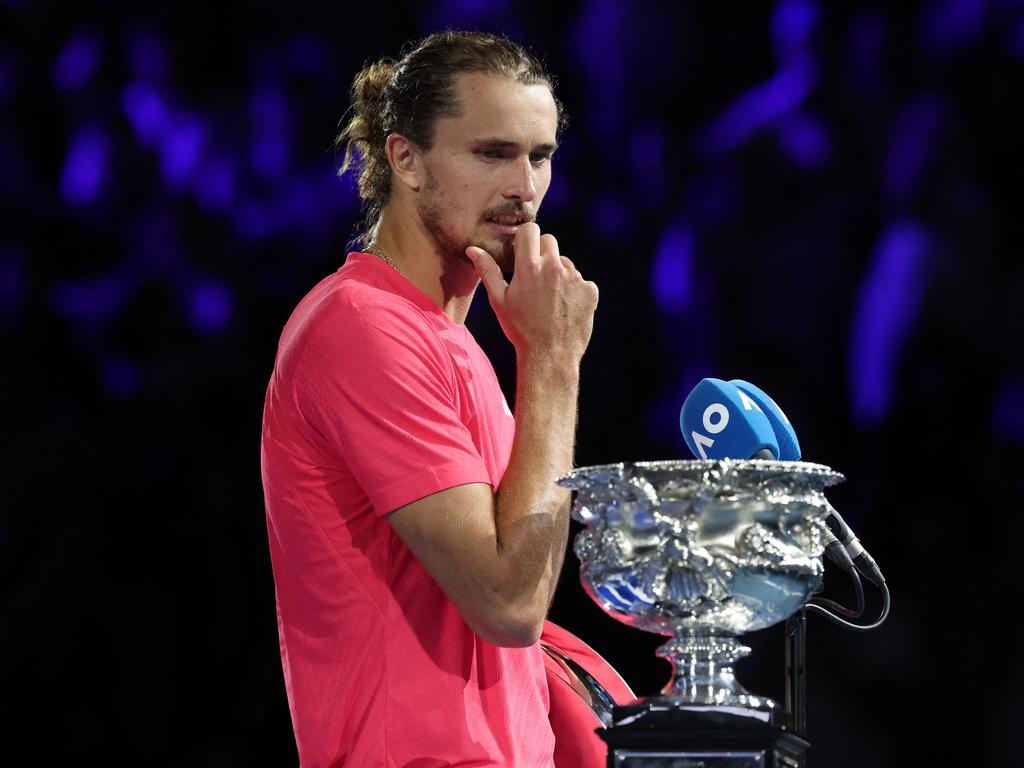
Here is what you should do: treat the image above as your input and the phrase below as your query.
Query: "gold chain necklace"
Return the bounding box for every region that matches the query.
[364,243,403,276]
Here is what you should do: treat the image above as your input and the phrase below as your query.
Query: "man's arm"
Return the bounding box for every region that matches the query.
[387,224,598,647]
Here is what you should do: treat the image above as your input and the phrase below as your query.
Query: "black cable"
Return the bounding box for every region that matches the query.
[806,580,890,632]
[809,563,865,619]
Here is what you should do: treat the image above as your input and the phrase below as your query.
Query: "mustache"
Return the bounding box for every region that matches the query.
[480,204,536,222]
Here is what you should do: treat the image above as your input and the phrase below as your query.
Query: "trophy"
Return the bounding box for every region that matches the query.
[559,458,844,768]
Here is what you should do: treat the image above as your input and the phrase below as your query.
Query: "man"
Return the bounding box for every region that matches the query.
[261,31,612,766]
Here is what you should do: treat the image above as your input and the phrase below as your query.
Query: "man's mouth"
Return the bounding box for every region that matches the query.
[484,212,530,236]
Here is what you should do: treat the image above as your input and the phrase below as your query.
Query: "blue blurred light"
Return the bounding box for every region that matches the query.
[849,221,933,427]
[628,120,667,204]
[540,172,570,216]
[588,190,629,240]
[60,125,109,204]
[250,84,290,180]
[284,36,329,75]
[425,0,512,26]
[846,11,885,91]
[884,94,949,206]
[685,167,744,225]
[194,155,237,213]
[771,0,820,61]
[651,223,694,314]
[629,121,665,169]
[777,112,832,170]
[992,382,1024,444]
[233,201,276,241]
[918,0,988,57]
[1007,18,1024,57]
[53,30,102,91]
[51,274,128,323]
[646,366,715,446]
[568,0,627,143]
[102,357,142,397]
[159,113,207,187]
[121,81,169,147]
[188,279,234,334]
[698,62,814,154]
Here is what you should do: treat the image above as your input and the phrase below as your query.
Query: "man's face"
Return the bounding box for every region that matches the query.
[416,72,559,272]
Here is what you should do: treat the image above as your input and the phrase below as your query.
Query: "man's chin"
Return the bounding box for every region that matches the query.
[467,238,515,275]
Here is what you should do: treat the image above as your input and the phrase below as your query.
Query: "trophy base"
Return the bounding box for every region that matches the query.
[599,702,808,768]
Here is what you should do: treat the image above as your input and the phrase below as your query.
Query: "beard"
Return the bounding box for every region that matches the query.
[418,170,534,276]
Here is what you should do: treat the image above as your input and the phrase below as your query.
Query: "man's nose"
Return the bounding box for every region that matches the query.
[502,156,538,202]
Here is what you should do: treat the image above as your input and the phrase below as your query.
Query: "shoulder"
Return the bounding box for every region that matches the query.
[279,272,451,388]
[290,272,439,350]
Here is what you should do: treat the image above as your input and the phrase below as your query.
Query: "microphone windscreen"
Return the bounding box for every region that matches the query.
[728,379,802,461]
[680,378,780,460]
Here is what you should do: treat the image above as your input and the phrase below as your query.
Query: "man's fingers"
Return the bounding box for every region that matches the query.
[514,223,542,272]
[466,246,508,301]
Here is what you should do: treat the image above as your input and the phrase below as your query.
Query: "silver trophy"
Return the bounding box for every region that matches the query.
[559,458,845,766]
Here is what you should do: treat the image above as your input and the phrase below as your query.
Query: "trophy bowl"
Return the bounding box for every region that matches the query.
[559,459,844,713]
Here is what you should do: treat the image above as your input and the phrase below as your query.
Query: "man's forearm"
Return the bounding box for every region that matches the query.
[491,351,579,629]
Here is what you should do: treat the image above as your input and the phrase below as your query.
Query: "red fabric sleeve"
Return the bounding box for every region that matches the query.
[294,296,492,515]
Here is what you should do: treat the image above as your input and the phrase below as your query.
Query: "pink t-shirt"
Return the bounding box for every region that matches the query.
[261,252,555,767]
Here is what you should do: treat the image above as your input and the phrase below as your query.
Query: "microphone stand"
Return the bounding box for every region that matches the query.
[784,608,807,761]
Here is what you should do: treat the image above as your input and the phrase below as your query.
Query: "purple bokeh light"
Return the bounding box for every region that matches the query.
[992,382,1024,444]
[250,83,291,180]
[777,111,832,170]
[283,36,329,75]
[423,0,513,27]
[51,273,129,324]
[60,125,110,204]
[849,221,933,427]
[650,223,694,314]
[194,155,237,213]
[918,0,988,57]
[159,113,207,188]
[568,0,628,144]
[883,93,949,206]
[121,81,169,147]
[698,61,815,155]
[1007,17,1024,57]
[188,279,234,335]
[102,357,142,397]
[53,30,102,91]
[628,120,667,204]
[588,190,630,240]
[771,0,820,62]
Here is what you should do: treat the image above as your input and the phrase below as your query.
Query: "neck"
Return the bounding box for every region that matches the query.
[369,204,481,325]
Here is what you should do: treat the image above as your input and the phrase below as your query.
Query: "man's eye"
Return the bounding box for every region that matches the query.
[478,150,503,159]
[530,154,551,165]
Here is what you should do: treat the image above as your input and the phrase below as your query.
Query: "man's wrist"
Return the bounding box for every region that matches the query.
[515,348,581,387]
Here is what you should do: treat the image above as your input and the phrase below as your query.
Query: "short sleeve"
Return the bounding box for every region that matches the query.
[294,297,491,515]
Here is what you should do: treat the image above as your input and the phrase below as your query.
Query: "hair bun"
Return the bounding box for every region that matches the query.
[352,59,396,110]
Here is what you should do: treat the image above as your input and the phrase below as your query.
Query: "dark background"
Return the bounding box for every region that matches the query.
[3,0,1023,765]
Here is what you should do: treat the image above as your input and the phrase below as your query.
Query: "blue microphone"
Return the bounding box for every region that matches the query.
[679,378,780,460]
[729,379,801,461]
[682,378,885,587]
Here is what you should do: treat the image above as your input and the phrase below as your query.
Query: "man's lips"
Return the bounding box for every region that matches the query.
[484,213,531,236]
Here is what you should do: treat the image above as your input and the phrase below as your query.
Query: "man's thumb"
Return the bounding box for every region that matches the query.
[466,246,507,301]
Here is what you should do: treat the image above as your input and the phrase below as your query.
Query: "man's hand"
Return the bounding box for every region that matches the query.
[467,223,599,363]
[388,226,598,648]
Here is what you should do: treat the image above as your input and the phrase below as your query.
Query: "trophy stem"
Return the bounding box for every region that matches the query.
[655,633,770,708]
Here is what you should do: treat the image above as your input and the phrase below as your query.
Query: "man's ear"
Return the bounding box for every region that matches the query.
[385,133,423,192]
